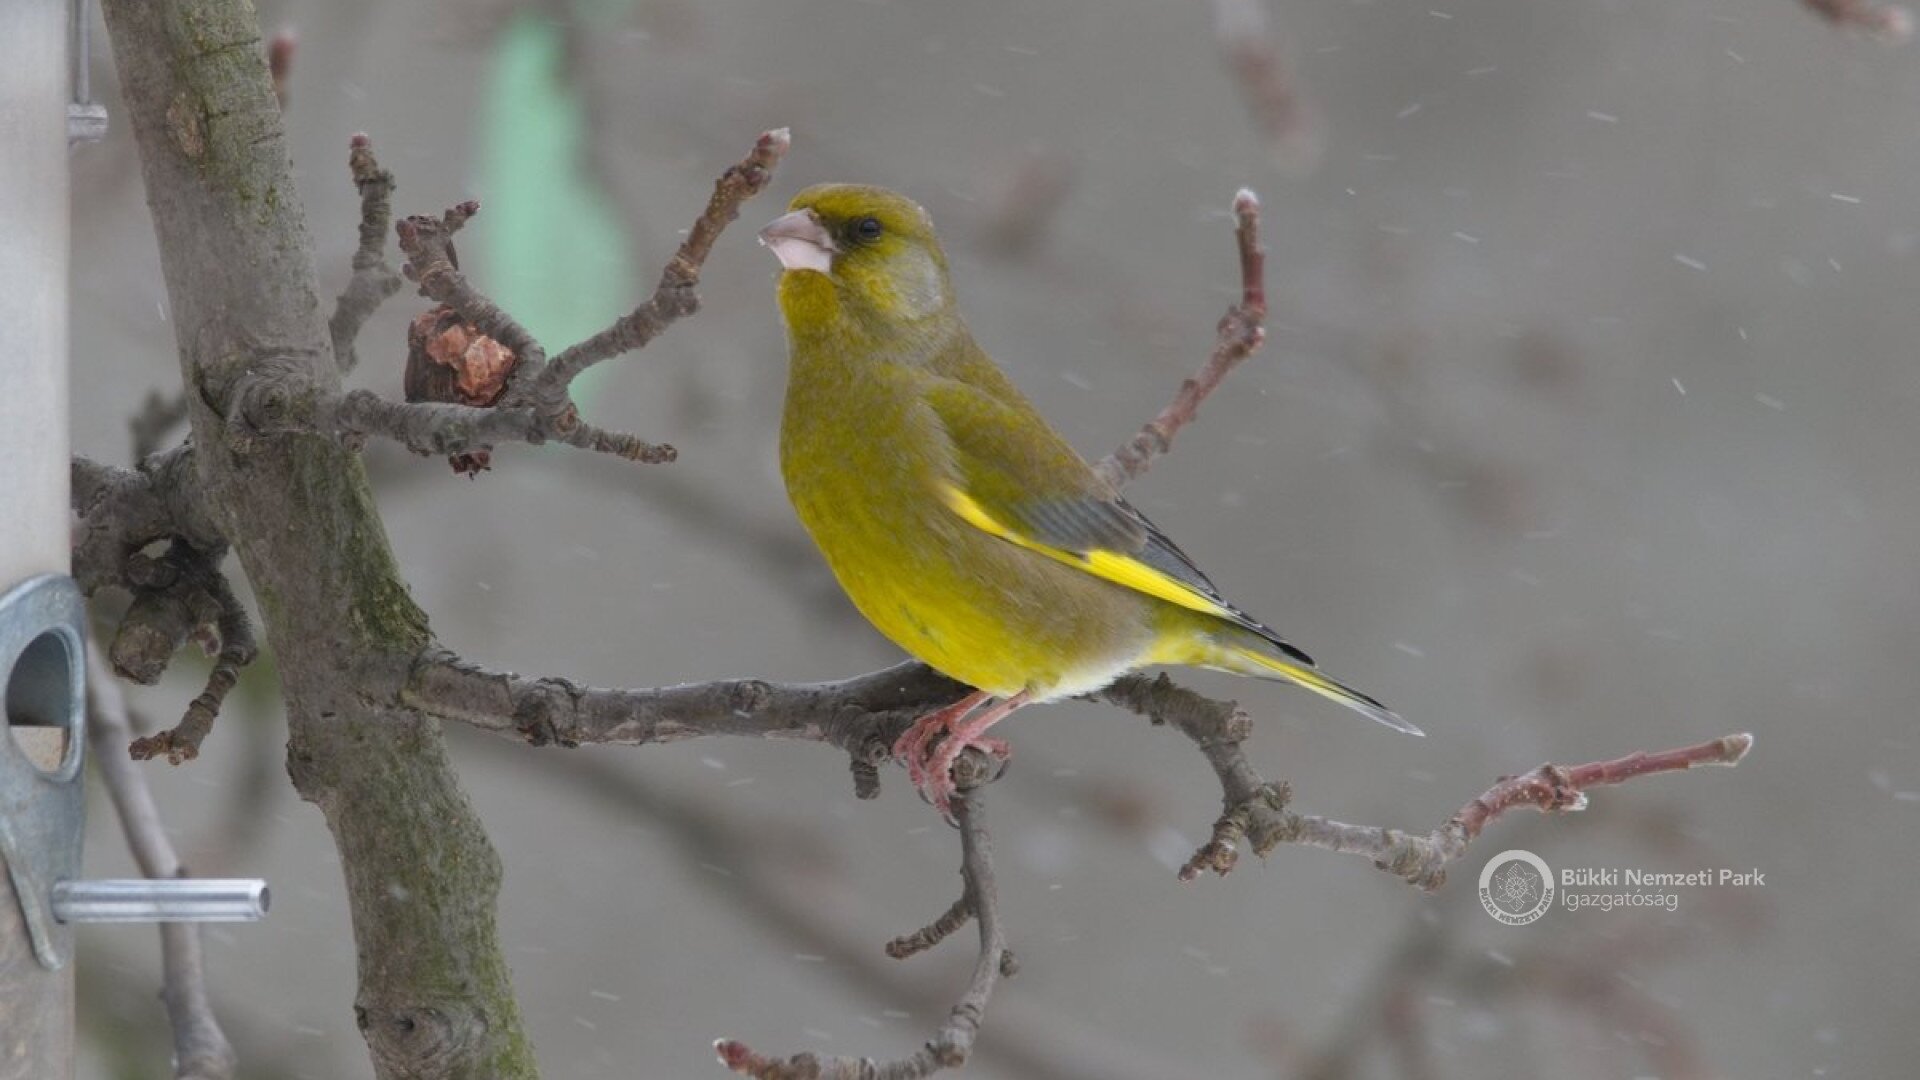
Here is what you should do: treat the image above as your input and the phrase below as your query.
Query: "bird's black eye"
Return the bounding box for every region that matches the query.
[851,216,884,244]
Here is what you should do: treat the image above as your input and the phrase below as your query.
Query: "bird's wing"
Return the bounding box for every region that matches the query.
[919,378,1315,667]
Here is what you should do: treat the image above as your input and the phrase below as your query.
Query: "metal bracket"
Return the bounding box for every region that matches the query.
[0,575,87,970]
[1,577,272,973]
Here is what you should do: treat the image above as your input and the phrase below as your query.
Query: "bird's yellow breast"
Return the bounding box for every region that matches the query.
[776,303,1152,698]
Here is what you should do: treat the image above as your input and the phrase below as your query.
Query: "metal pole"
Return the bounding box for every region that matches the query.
[0,0,76,1073]
[51,879,271,924]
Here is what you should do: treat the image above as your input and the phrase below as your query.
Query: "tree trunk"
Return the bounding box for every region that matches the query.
[97,1,538,1075]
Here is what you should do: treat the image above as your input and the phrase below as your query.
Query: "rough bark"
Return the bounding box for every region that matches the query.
[97,1,537,1076]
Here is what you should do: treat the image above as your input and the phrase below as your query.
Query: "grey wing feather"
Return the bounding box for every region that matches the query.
[1005,493,1317,668]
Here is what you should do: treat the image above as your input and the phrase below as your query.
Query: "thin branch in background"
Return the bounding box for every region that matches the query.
[977,145,1076,259]
[1095,188,1267,488]
[1213,0,1324,175]
[266,27,295,110]
[462,740,1171,1080]
[1281,809,1763,1080]
[1802,0,1915,42]
[184,678,286,875]
[543,456,857,623]
[328,133,404,374]
[716,789,1012,1080]
[129,388,189,461]
[87,650,238,1080]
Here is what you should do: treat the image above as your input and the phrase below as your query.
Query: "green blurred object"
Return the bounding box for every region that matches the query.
[479,13,635,402]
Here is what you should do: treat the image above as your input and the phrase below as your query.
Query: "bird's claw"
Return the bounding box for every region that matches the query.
[892,691,1028,822]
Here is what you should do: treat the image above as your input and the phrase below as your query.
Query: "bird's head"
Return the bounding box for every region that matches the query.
[759,184,954,327]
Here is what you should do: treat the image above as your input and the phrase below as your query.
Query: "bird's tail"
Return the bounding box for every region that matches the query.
[1184,624,1423,736]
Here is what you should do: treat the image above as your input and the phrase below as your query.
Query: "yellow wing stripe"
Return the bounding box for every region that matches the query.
[939,485,1239,621]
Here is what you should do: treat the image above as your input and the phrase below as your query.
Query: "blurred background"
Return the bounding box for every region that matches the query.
[66,0,1920,1075]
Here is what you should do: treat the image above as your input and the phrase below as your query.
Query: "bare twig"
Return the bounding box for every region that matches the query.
[1287,733,1753,890]
[978,146,1075,259]
[883,897,974,960]
[311,389,676,465]
[1802,0,1914,41]
[87,650,238,1079]
[716,789,1011,1080]
[328,134,404,374]
[106,539,226,685]
[1095,188,1267,488]
[396,199,544,366]
[69,456,259,763]
[268,130,787,469]
[1101,673,1753,889]
[1213,0,1323,175]
[128,565,258,764]
[523,127,792,410]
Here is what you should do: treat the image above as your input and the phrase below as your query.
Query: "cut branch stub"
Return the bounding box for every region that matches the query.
[404,305,520,474]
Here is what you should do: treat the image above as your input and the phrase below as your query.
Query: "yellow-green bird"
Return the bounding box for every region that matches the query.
[760,184,1419,816]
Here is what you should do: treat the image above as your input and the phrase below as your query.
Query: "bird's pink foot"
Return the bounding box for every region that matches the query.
[904,691,1032,821]
[892,691,988,794]
[893,691,984,793]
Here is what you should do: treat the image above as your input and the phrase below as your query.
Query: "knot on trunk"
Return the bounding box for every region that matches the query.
[356,1001,490,1078]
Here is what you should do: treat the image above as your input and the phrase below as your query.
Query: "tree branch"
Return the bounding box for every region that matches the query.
[254,131,786,470]
[523,127,791,411]
[327,133,404,374]
[86,650,238,1080]
[309,389,676,465]
[409,647,1750,896]
[471,741,1168,1080]
[1099,673,1752,889]
[71,447,219,597]
[395,198,546,368]
[126,556,258,764]
[1094,188,1267,488]
[406,650,965,764]
[715,788,1012,1080]
[72,452,258,761]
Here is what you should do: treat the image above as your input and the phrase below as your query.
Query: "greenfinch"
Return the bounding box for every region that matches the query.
[761,184,1419,816]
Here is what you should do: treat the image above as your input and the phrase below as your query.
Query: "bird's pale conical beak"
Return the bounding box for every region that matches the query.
[758,209,836,274]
